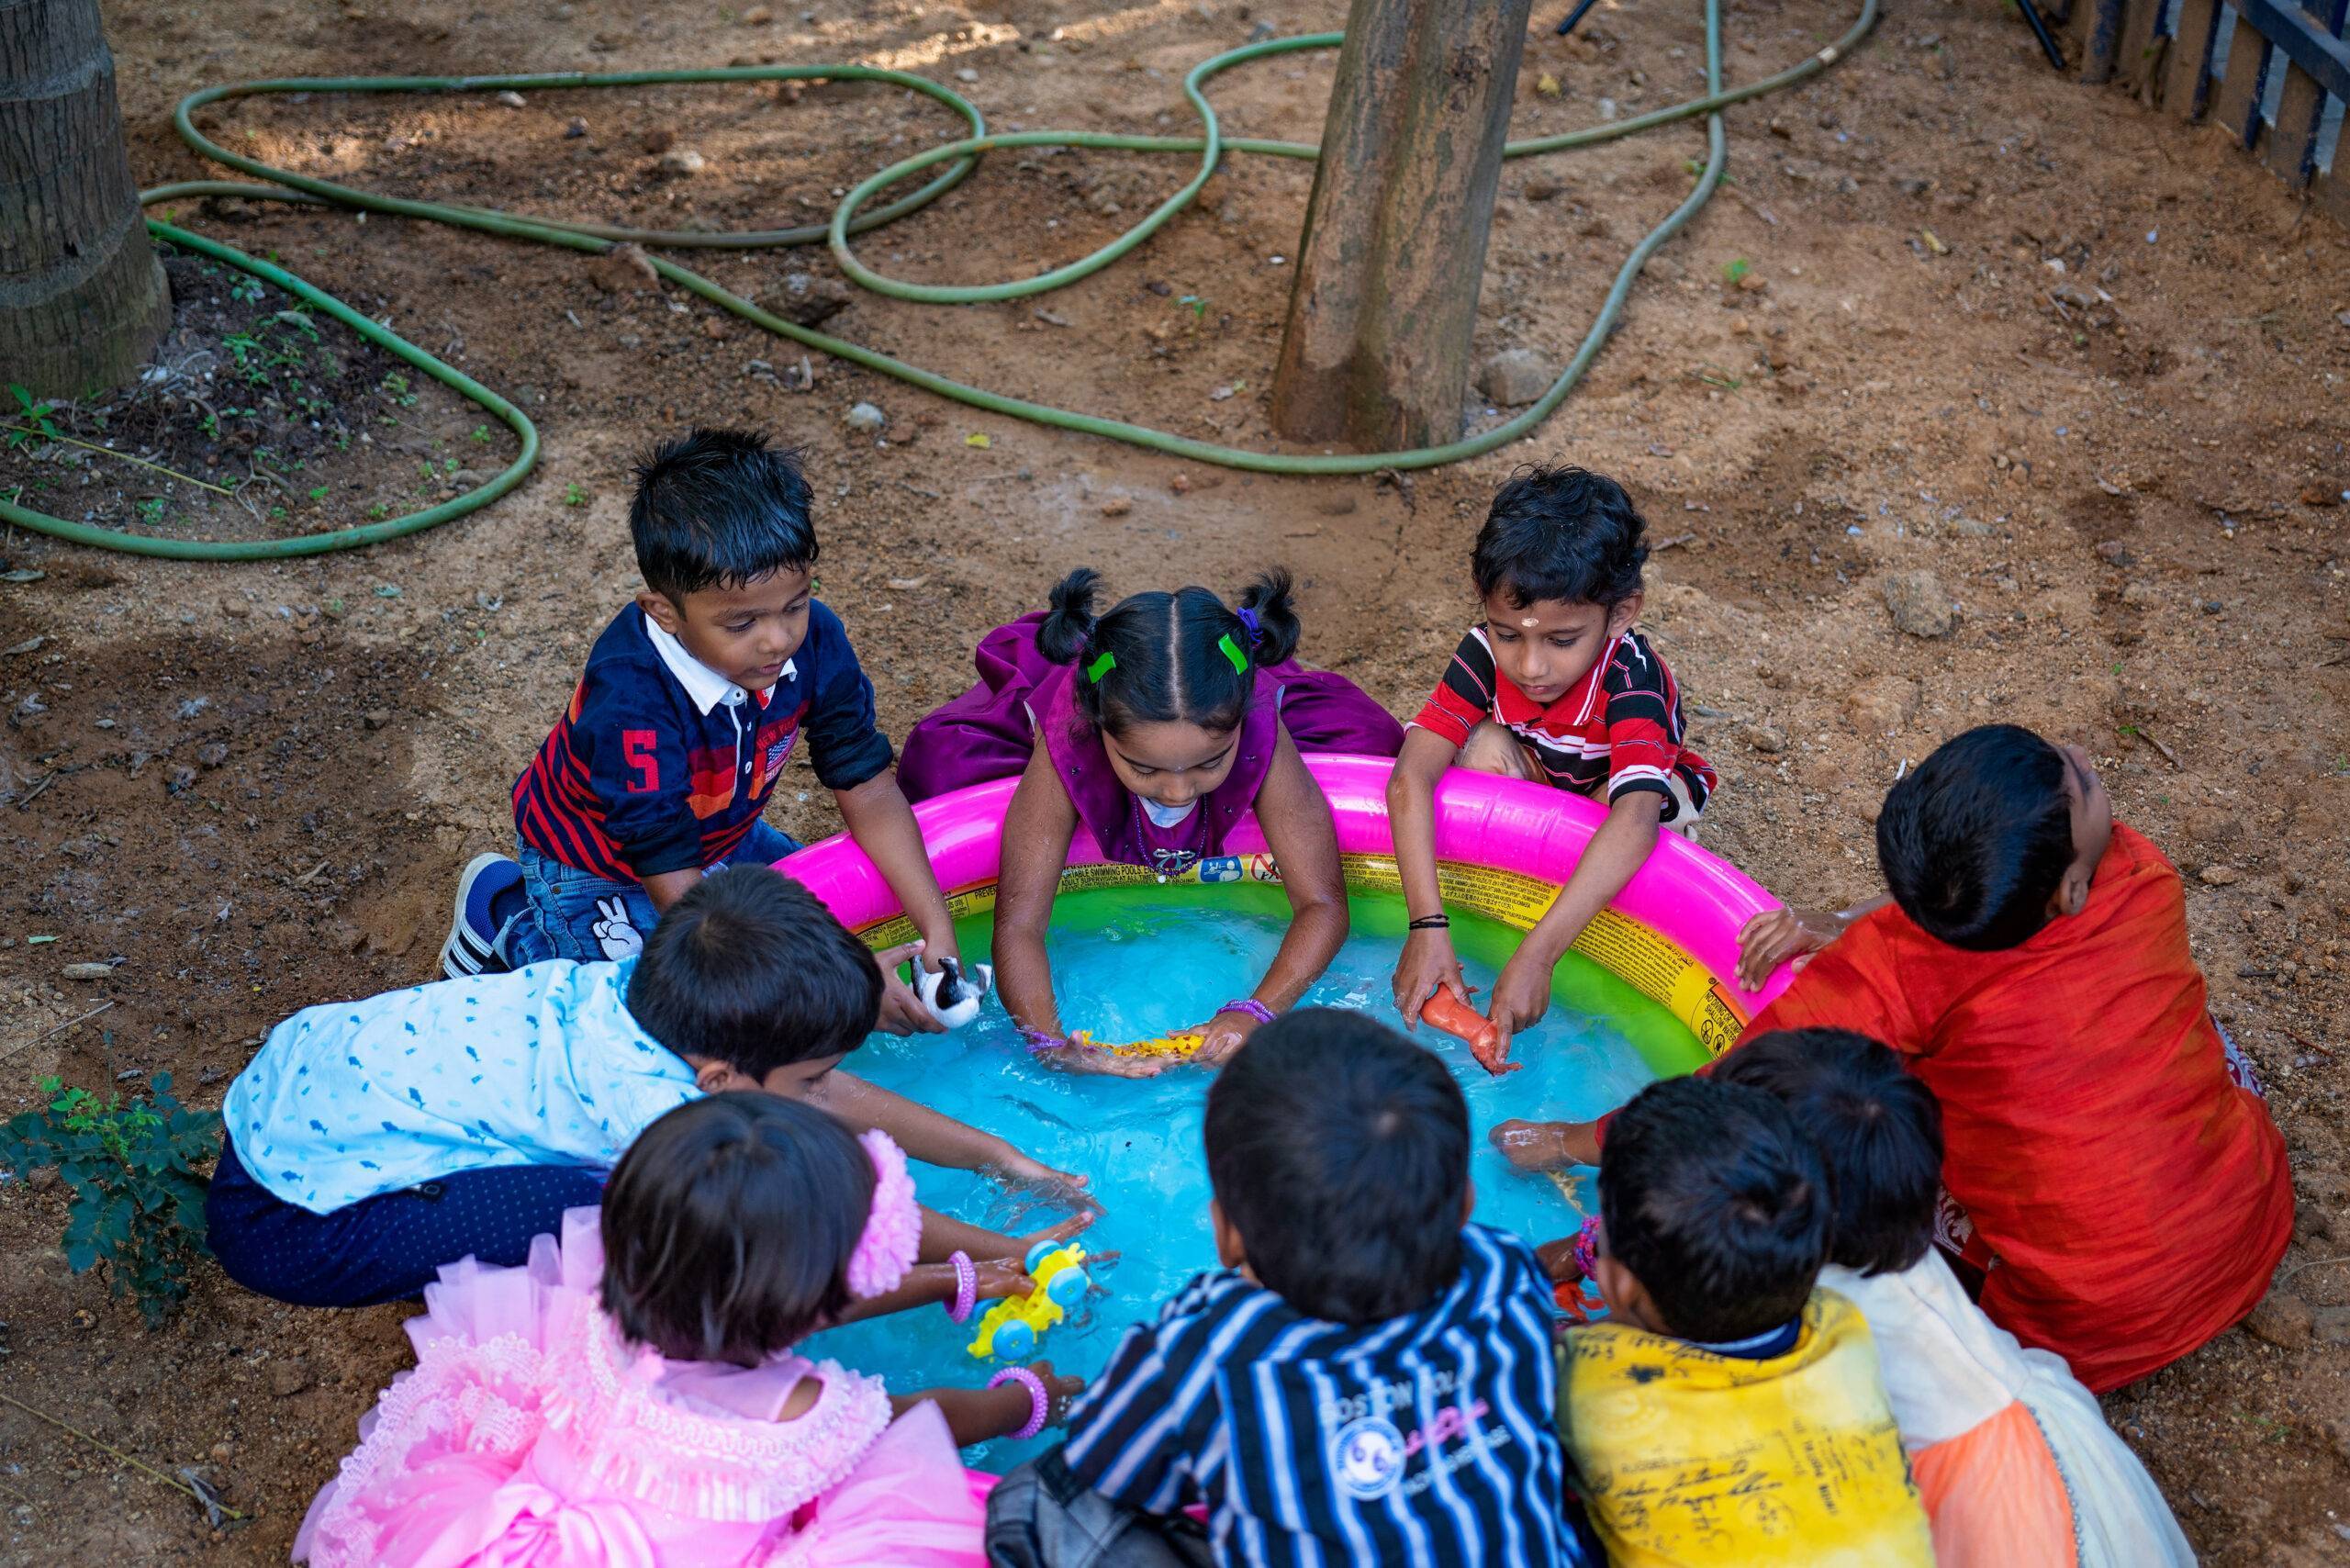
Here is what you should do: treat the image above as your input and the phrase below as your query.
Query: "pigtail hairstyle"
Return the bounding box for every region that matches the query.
[600,1092,876,1367]
[1035,566,1303,737]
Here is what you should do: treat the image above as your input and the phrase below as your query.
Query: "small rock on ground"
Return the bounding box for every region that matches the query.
[770,274,854,327]
[587,242,660,293]
[1881,570,1954,637]
[844,402,887,433]
[2242,1290,2313,1350]
[1477,348,1551,408]
[1842,675,1919,734]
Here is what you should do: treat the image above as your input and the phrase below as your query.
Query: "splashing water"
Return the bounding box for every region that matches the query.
[804,884,1691,1465]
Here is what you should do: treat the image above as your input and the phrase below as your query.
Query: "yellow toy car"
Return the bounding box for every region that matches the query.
[968,1240,1091,1361]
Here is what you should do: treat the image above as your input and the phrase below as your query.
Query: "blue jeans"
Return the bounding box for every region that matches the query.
[497,820,802,966]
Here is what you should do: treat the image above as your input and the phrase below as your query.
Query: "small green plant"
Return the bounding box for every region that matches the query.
[135,498,167,524]
[368,501,391,520]
[228,274,266,306]
[6,384,61,451]
[0,1072,221,1326]
[308,486,329,501]
[469,424,493,444]
[1178,294,1208,319]
[379,371,418,408]
[564,482,588,507]
[1722,257,1751,286]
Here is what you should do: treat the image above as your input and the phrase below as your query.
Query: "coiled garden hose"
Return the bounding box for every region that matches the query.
[0,0,1874,559]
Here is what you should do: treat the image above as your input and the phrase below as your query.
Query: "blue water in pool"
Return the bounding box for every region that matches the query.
[802,888,1664,1467]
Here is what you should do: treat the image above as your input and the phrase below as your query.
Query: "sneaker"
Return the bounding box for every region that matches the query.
[440,853,523,980]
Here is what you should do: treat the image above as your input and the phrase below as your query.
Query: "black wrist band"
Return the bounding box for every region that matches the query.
[1408,914,1451,931]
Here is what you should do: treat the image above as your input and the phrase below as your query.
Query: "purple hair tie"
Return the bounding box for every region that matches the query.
[1235,606,1262,646]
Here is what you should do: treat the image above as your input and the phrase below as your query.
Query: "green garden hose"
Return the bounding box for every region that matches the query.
[0,0,1874,558]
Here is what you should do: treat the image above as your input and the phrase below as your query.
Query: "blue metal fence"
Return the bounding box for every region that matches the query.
[2048,0,2350,215]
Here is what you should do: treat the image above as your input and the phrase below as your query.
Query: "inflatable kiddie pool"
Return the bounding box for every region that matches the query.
[779,753,1789,1068]
[781,753,1790,1464]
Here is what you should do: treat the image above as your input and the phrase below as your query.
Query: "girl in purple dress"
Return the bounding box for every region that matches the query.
[900,567,1404,1074]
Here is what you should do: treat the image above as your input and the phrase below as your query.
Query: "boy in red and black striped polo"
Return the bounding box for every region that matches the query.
[441,429,963,1036]
[1385,466,1716,1061]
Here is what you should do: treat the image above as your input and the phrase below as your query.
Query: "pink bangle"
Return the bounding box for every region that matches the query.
[988,1366,1050,1440]
[946,1250,978,1324]
[1216,998,1276,1026]
[1570,1215,1603,1282]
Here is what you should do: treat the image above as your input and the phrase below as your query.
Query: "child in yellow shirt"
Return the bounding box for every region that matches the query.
[1553,1075,1933,1568]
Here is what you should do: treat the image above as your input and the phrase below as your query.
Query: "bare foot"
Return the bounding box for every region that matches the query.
[1491,1117,1600,1171]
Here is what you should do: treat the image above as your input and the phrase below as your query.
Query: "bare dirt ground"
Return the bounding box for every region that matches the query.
[3,0,2346,1560]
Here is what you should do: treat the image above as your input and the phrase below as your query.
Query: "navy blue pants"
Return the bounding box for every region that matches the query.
[206,1134,606,1308]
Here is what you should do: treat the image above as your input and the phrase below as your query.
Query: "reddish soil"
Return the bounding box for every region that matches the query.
[3,0,2345,1561]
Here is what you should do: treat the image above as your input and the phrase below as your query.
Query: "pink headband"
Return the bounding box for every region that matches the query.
[846,1129,921,1300]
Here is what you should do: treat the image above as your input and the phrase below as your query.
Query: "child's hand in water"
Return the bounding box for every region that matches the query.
[871,940,949,1036]
[1484,951,1553,1057]
[1184,1008,1262,1068]
[1491,1117,1601,1171]
[972,1255,1042,1305]
[1030,1031,1177,1079]
[1023,1361,1087,1430]
[1010,1212,1097,1260]
[983,1148,1100,1213]
[1736,906,1845,991]
[1392,928,1472,1030]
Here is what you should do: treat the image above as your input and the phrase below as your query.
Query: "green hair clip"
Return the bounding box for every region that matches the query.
[1218,633,1249,675]
[1086,651,1117,684]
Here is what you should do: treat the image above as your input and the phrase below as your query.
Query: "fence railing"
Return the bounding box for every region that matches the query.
[2049,0,2350,218]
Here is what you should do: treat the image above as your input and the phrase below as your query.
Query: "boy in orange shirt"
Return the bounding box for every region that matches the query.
[1499,723,2292,1391]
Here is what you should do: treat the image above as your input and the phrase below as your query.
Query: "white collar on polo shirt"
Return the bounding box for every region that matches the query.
[641,611,793,716]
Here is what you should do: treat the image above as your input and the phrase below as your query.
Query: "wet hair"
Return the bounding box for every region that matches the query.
[1714,1030,1942,1278]
[1600,1074,1829,1343]
[1035,566,1303,738]
[1205,1009,1468,1325]
[1876,724,2073,951]
[631,427,818,600]
[625,866,879,1074]
[1472,465,1649,610]
[600,1092,873,1365]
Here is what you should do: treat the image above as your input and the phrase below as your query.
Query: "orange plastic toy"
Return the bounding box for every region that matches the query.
[1418,989,1521,1077]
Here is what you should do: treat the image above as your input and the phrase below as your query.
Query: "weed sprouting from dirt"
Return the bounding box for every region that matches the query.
[0,1068,221,1327]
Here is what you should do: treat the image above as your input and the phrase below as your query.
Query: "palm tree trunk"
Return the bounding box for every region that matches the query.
[0,0,171,400]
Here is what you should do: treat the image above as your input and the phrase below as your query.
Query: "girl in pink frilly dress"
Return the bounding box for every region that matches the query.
[295,1092,1085,1567]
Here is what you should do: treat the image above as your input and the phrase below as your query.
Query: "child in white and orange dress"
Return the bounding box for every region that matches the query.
[295,1092,1086,1567]
[1717,1028,2192,1568]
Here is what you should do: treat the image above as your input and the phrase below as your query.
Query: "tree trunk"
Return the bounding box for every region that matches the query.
[0,0,171,401]
[1269,0,1532,451]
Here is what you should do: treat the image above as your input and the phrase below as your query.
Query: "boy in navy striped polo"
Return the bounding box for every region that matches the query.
[986,1010,1592,1568]
[440,429,962,1034]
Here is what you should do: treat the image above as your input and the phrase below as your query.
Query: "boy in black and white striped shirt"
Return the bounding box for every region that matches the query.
[985,1011,1594,1568]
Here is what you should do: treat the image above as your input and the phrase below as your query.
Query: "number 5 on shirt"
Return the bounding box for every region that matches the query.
[622,729,661,793]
